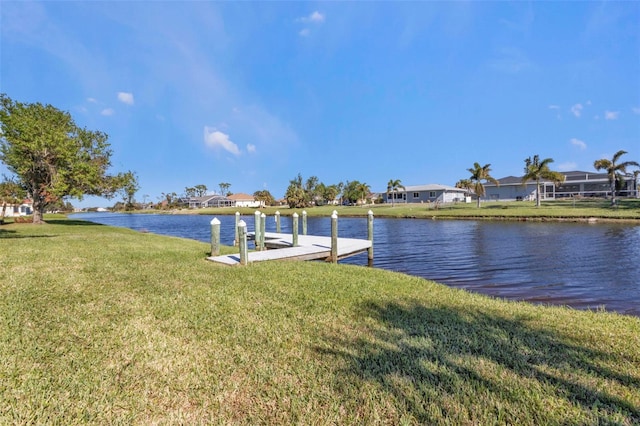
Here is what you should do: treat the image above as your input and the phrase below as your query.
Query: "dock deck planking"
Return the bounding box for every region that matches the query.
[207,232,371,266]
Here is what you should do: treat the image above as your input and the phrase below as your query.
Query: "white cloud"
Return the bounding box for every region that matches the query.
[548,105,560,110]
[87,97,98,103]
[309,11,325,22]
[204,126,240,156]
[570,138,586,150]
[117,92,134,105]
[571,103,583,117]
[557,161,577,171]
[632,107,640,115]
[604,110,619,120]
[297,11,325,23]
[246,143,256,153]
[299,28,311,37]
[101,108,114,116]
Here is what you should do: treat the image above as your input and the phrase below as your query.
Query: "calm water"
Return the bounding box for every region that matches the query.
[71,212,640,316]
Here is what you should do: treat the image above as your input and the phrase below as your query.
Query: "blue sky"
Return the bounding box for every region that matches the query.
[1,1,639,207]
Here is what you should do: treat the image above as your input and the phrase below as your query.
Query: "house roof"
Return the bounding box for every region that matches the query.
[190,195,231,203]
[227,193,255,201]
[488,171,614,186]
[398,184,467,193]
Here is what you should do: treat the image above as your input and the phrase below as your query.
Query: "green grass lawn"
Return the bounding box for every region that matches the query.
[180,198,640,221]
[1,218,639,424]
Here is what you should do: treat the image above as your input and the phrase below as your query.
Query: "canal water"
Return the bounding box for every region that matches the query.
[71,212,640,316]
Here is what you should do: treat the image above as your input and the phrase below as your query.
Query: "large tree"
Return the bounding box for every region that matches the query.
[387,178,405,207]
[0,94,130,223]
[194,184,208,197]
[342,180,369,205]
[116,171,140,211]
[253,189,275,207]
[323,184,341,205]
[218,182,231,196]
[593,150,639,206]
[467,162,498,208]
[284,173,308,208]
[522,155,565,207]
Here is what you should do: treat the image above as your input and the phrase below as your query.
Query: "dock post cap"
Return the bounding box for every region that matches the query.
[331,212,338,219]
[302,210,307,215]
[293,212,299,218]
[368,210,374,215]
[275,210,280,215]
[235,211,240,216]
[261,213,266,218]
[210,217,220,225]
[332,210,338,216]
[238,220,247,227]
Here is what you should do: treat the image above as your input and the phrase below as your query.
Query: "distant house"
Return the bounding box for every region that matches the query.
[1,199,33,217]
[386,184,468,204]
[483,171,638,201]
[228,193,264,208]
[187,195,234,208]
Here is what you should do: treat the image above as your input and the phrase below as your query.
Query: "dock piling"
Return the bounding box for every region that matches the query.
[292,212,299,247]
[254,211,262,250]
[302,210,307,235]
[330,211,338,263]
[210,217,221,256]
[238,220,248,265]
[275,211,281,233]
[234,212,240,246]
[260,213,266,251]
[367,210,374,266]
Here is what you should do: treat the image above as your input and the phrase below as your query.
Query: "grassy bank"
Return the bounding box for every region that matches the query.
[177,198,640,221]
[1,219,639,424]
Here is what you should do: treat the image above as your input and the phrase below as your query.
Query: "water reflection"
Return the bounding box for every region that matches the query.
[71,212,640,316]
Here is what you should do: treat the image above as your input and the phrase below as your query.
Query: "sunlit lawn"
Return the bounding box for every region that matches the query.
[1,218,639,424]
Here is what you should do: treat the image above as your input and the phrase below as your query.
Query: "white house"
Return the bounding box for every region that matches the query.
[228,193,264,208]
[386,184,468,204]
[1,199,33,217]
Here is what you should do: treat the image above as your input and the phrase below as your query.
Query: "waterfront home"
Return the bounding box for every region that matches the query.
[186,195,234,208]
[1,199,33,217]
[386,184,469,204]
[228,193,264,208]
[483,171,638,201]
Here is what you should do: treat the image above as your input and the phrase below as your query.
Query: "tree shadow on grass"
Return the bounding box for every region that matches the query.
[317,300,640,424]
[44,219,105,226]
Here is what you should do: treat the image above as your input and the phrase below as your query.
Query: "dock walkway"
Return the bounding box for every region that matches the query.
[207,232,372,266]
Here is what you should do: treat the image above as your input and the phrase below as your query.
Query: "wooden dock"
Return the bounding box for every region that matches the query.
[207,232,372,266]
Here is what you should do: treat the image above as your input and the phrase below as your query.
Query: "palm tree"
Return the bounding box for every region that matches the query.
[356,182,371,205]
[593,150,640,206]
[218,182,231,196]
[387,179,405,207]
[455,179,473,197]
[467,163,498,208]
[522,155,565,207]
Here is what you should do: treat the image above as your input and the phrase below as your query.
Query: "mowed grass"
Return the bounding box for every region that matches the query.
[184,198,640,221]
[1,219,639,424]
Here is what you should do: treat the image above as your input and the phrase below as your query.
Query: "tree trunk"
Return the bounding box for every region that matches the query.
[31,188,46,224]
[536,181,541,207]
[610,181,616,206]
